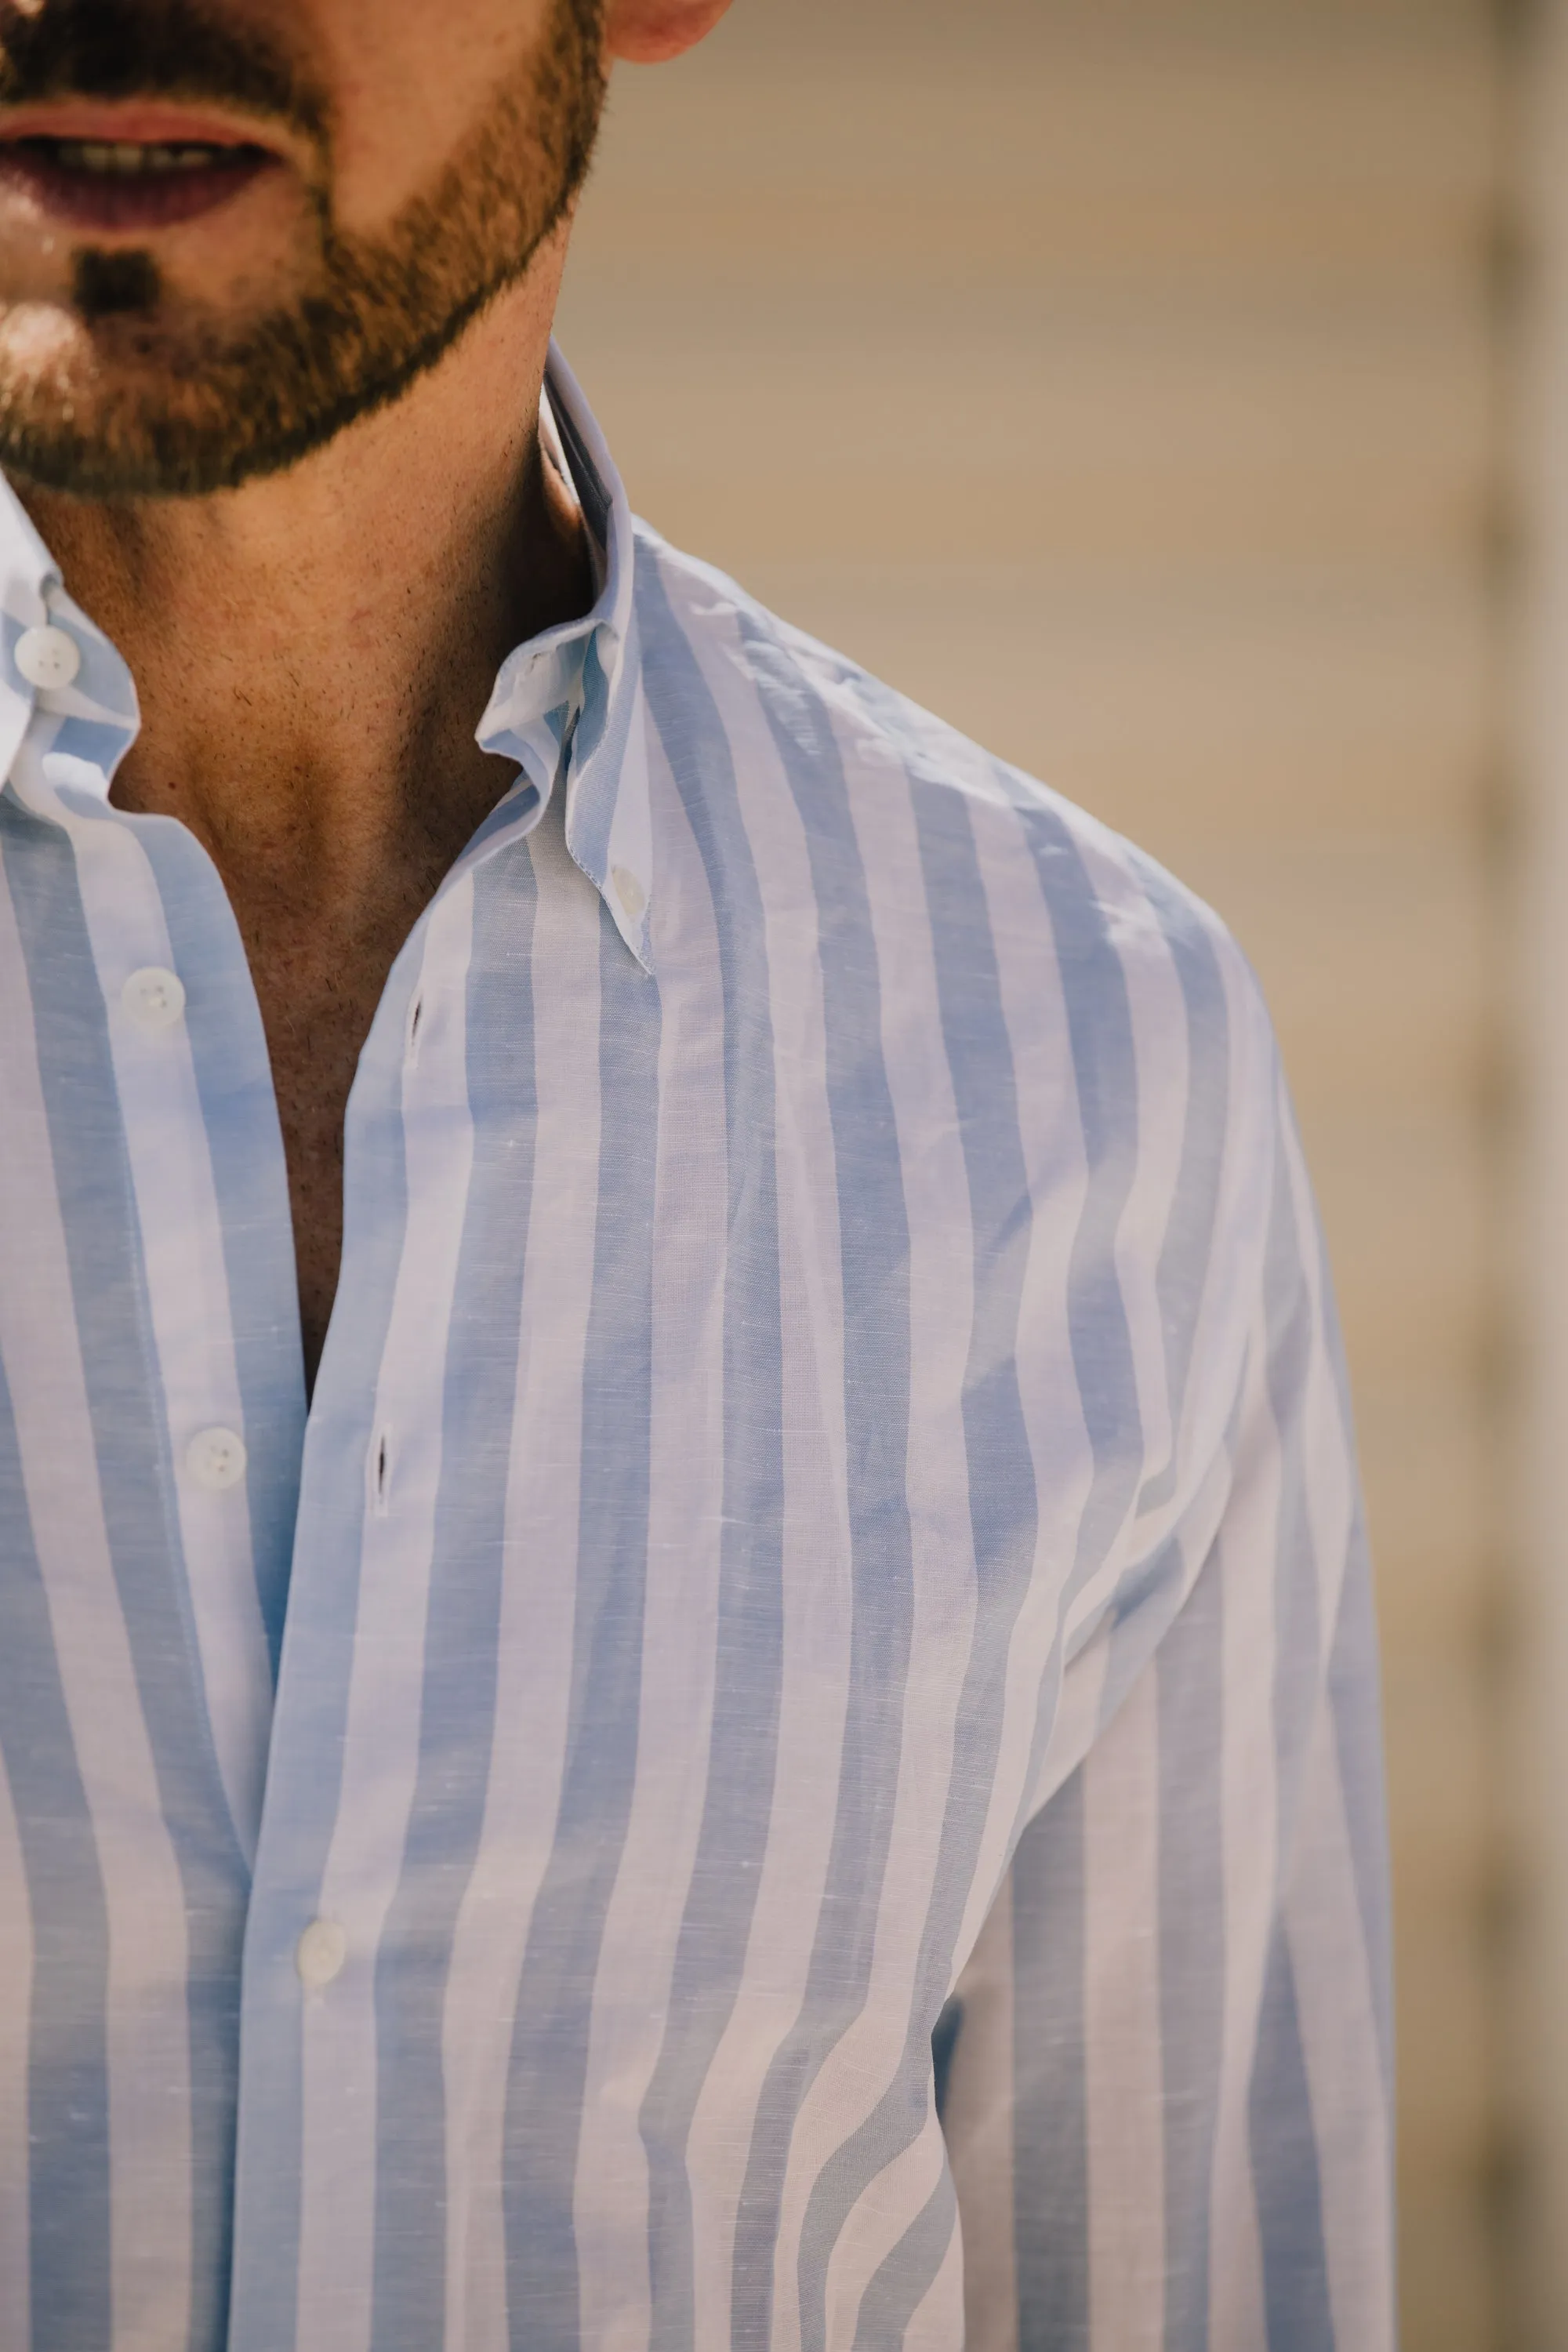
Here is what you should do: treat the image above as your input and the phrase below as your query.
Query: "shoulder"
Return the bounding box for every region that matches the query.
[633,528,1294,1525]
[632,521,1273,1100]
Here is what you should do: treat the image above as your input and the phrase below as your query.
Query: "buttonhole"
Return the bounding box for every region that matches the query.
[372,1427,392,1517]
[405,995,424,1065]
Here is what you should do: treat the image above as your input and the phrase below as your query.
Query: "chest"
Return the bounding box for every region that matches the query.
[0,738,1172,2352]
[0,760,1132,1864]
[222,843,466,1377]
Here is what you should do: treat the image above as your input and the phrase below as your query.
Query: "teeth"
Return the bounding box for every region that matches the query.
[53,139,223,175]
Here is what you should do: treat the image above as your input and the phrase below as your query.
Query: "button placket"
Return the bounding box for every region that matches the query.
[278,899,468,2053]
[186,1425,248,1493]
[121,964,187,1031]
[117,965,250,1505]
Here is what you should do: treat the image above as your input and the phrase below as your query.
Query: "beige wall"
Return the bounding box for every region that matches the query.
[557,5,1506,2343]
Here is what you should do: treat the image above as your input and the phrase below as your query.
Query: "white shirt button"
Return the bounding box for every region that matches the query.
[612,866,646,921]
[120,966,187,1032]
[295,1918,347,1989]
[14,623,81,691]
[186,1425,247,1492]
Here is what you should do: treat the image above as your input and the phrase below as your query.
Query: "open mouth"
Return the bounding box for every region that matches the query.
[0,113,281,231]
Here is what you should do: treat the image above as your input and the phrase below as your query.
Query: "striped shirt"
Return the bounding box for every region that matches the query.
[0,345,1393,2352]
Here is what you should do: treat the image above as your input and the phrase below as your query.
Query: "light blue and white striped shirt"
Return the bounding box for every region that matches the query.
[0,347,1392,2352]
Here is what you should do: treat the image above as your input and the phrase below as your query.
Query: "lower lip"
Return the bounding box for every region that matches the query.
[0,140,274,232]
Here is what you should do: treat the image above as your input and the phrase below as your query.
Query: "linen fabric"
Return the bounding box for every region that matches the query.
[0,347,1393,2351]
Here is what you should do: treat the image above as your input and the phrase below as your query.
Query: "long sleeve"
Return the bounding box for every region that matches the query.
[938,1062,1396,2352]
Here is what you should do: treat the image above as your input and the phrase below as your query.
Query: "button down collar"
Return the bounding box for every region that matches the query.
[0,477,140,800]
[0,341,655,968]
[473,343,655,974]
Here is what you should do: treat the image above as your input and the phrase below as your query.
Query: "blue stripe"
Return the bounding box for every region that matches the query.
[930,1997,962,2129]
[1327,1505,1394,2111]
[45,714,134,774]
[0,1340,112,2352]
[1097,869,1230,1726]
[1250,1929,1335,2352]
[1156,1546,1227,2351]
[369,844,542,2350]
[633,558,787,2352]
[1011,1769,1090,2349]
[728,615,918,2350]
[1015,798,1145,1544]
[502,889,661,2347]
[1004,788,1150,1818]
[851,2170,958,2350]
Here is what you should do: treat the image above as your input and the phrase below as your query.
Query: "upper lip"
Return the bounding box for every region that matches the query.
[0,100,293,159]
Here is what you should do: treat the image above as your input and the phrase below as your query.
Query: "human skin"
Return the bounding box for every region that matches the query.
[0,0,730,1383]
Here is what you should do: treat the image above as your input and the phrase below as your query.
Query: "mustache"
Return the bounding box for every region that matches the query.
[0,0,330,144]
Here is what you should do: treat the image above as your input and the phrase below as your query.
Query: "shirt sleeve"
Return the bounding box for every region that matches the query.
[936,1054,1396,2352]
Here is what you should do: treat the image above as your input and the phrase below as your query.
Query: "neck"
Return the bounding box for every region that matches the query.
[16,222,591,909]
[11,227,596,1390]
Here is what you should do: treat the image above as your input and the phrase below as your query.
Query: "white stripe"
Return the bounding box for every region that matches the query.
[1027,1621,1113,1826]
[1277,1080,1388,2347]
[1179,935,1287,1508]
[1075,837,1192,1501]
[11,749,272,1855]
[1082,1661,1166,2350]
[1276,1076,1359,1635]
[0,1750,32,2352]
[0,844,193,2352]
[944,1870,1019,2352]
[297,880,477,2352]
[1285,1709,1395,2352]
[1209,1295,1281,2348]
[597,662,656,965]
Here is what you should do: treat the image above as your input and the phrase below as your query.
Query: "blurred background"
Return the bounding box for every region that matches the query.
[556,2,1548,2343]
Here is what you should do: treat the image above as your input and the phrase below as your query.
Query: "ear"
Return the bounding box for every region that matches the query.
[602,0,735,66]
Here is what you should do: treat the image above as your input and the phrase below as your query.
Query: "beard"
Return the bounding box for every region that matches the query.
[0,0,606,497]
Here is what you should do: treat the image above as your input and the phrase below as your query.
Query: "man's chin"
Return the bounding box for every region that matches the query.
[0,143,590,500]
[0,296,187,495]
[0,303,399,499]
[0,324,242,497]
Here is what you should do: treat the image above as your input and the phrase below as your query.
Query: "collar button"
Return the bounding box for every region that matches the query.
[15,624,81,691]
[612,866,646,921]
